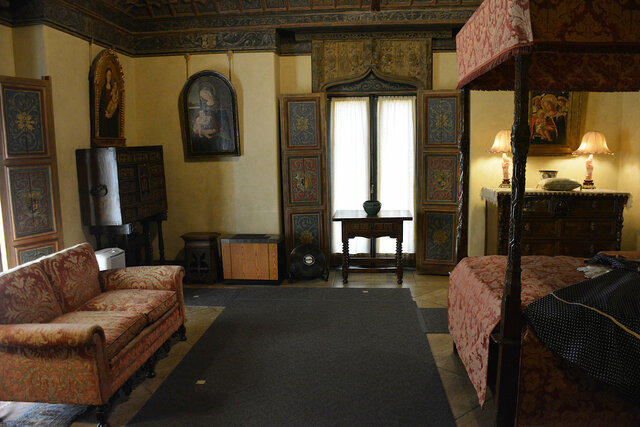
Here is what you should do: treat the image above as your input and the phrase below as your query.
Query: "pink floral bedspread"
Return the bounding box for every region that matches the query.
[449,255,640,426]
[448,255,584,405]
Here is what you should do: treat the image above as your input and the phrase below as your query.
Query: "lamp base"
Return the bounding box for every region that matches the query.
[499,179,511,188]
[582,179,595,189]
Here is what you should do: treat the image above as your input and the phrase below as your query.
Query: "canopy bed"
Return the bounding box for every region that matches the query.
[450,0,640,425]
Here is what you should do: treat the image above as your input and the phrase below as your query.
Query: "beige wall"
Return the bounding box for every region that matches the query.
[619,92,640,250]
[135,52,281,259]
[8,26,138,253]
[279,55,312,94]
[2,27,637,263]
[0,24,15,76]
[467,91,629,255]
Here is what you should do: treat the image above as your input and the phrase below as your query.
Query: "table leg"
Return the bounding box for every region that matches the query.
[396,238,403,285]
[94,232,103,250]
[142,220,152,265]
[342,240,349,284]
[156,219,165,263]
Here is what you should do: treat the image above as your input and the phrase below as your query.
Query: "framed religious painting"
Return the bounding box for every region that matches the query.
[528,91,585,156]
[180,70,240,158]
[90,49,125,147]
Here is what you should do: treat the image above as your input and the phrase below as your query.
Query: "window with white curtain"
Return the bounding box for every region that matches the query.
[331,96,415,255]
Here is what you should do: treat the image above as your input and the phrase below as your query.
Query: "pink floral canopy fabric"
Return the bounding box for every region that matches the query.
[456,0,640,91]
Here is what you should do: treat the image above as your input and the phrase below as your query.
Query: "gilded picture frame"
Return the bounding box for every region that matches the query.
[528,91,585,156]
[180,70,240,158]
[90,49,125,147]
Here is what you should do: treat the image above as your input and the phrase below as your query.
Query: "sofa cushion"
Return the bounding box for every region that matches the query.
[79,290,177,323]
[0,263,63,324]
[39,243,101,313]
[51,311,146,359]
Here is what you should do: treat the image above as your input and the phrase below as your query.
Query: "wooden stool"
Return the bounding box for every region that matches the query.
[181,232,220,284]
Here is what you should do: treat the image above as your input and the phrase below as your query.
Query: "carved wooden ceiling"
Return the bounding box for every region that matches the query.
[2,0,482,55]
[104,0,478,19]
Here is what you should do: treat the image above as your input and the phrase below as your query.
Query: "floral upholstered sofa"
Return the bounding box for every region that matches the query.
[0,242,186,426]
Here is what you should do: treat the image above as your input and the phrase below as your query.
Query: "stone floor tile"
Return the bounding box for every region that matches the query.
[436,368,484,420]
[455,398,494,427]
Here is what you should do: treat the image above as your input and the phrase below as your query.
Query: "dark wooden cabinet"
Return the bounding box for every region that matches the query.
[76,146,167,265]
[76,146,167,226]
[181,232,220,284]
[484,188,629,258]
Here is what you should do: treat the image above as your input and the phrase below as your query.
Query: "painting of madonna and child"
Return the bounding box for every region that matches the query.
[182,71,240,158]
[528,91,583,156]
[90,49,126,147]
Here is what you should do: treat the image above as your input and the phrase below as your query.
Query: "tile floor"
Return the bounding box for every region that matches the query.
[3,269,494,426]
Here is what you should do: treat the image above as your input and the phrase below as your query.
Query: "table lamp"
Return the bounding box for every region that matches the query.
[572,131,613,189]
[488,129,512,188]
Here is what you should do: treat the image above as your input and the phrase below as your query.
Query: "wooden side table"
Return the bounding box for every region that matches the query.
[181,232,220,284]
[332,210,412,284]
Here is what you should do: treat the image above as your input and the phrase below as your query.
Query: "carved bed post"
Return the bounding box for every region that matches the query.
[456,87,471,261]
[494,54,531,427]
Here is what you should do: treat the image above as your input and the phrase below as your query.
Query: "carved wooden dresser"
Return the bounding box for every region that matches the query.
[483,187,629,258]
[76,146,167,265]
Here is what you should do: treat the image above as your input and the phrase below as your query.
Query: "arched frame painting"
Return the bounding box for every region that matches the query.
[181,71,240,158]
[90,49,125,147]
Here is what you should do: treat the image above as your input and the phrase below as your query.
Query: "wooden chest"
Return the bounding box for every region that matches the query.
[484,188,629,258]
[220,234,284,284]
[76,146,167,226]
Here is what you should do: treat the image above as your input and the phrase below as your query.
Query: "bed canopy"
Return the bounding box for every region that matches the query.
[457,0,640,92]
[455,0,640,425]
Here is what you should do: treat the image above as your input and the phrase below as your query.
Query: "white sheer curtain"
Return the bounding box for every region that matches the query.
[377,96,415,253]
[331,98,370,254]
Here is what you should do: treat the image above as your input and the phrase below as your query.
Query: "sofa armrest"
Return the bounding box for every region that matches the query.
[0,323,105,349]
[0,323,111,405]
[99,266,185,321]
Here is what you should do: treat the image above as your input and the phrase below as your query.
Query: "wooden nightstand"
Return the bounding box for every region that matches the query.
[483,187,629,257]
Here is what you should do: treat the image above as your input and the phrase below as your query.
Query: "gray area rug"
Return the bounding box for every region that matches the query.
[3,403,86,426]
[183,287,238,306]
[418,307,449,334]
[129,287,455,426]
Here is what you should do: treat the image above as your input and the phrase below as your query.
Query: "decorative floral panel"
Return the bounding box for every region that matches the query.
[292,213,320,247]
[424,154,458,203]
[16,242,57,265]
[424,211,455,262]
[287,101,318,147]
[8,167,55,239]
[2,88,46,156]
[289,156,320,205]
[426,97,457,145]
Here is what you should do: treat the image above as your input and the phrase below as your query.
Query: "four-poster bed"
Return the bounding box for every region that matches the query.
[450,0,640,425]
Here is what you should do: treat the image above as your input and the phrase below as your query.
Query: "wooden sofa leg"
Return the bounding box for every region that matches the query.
[96,402,112,427]
[145,357,157,378]
[177,324,187,341]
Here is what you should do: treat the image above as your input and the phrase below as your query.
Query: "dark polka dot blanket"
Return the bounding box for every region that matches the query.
[525,268,640,404]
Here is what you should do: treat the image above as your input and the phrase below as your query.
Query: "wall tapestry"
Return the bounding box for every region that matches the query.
[90,49,126,147]
[181,70,240,158]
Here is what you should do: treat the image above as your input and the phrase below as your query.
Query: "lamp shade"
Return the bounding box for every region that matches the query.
[488,129,512,153]
[572,131,613,155]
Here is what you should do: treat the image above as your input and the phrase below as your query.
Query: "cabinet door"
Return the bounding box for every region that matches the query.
[279,95,330,269]
[0,76,63,269]
[416,90,467,274]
